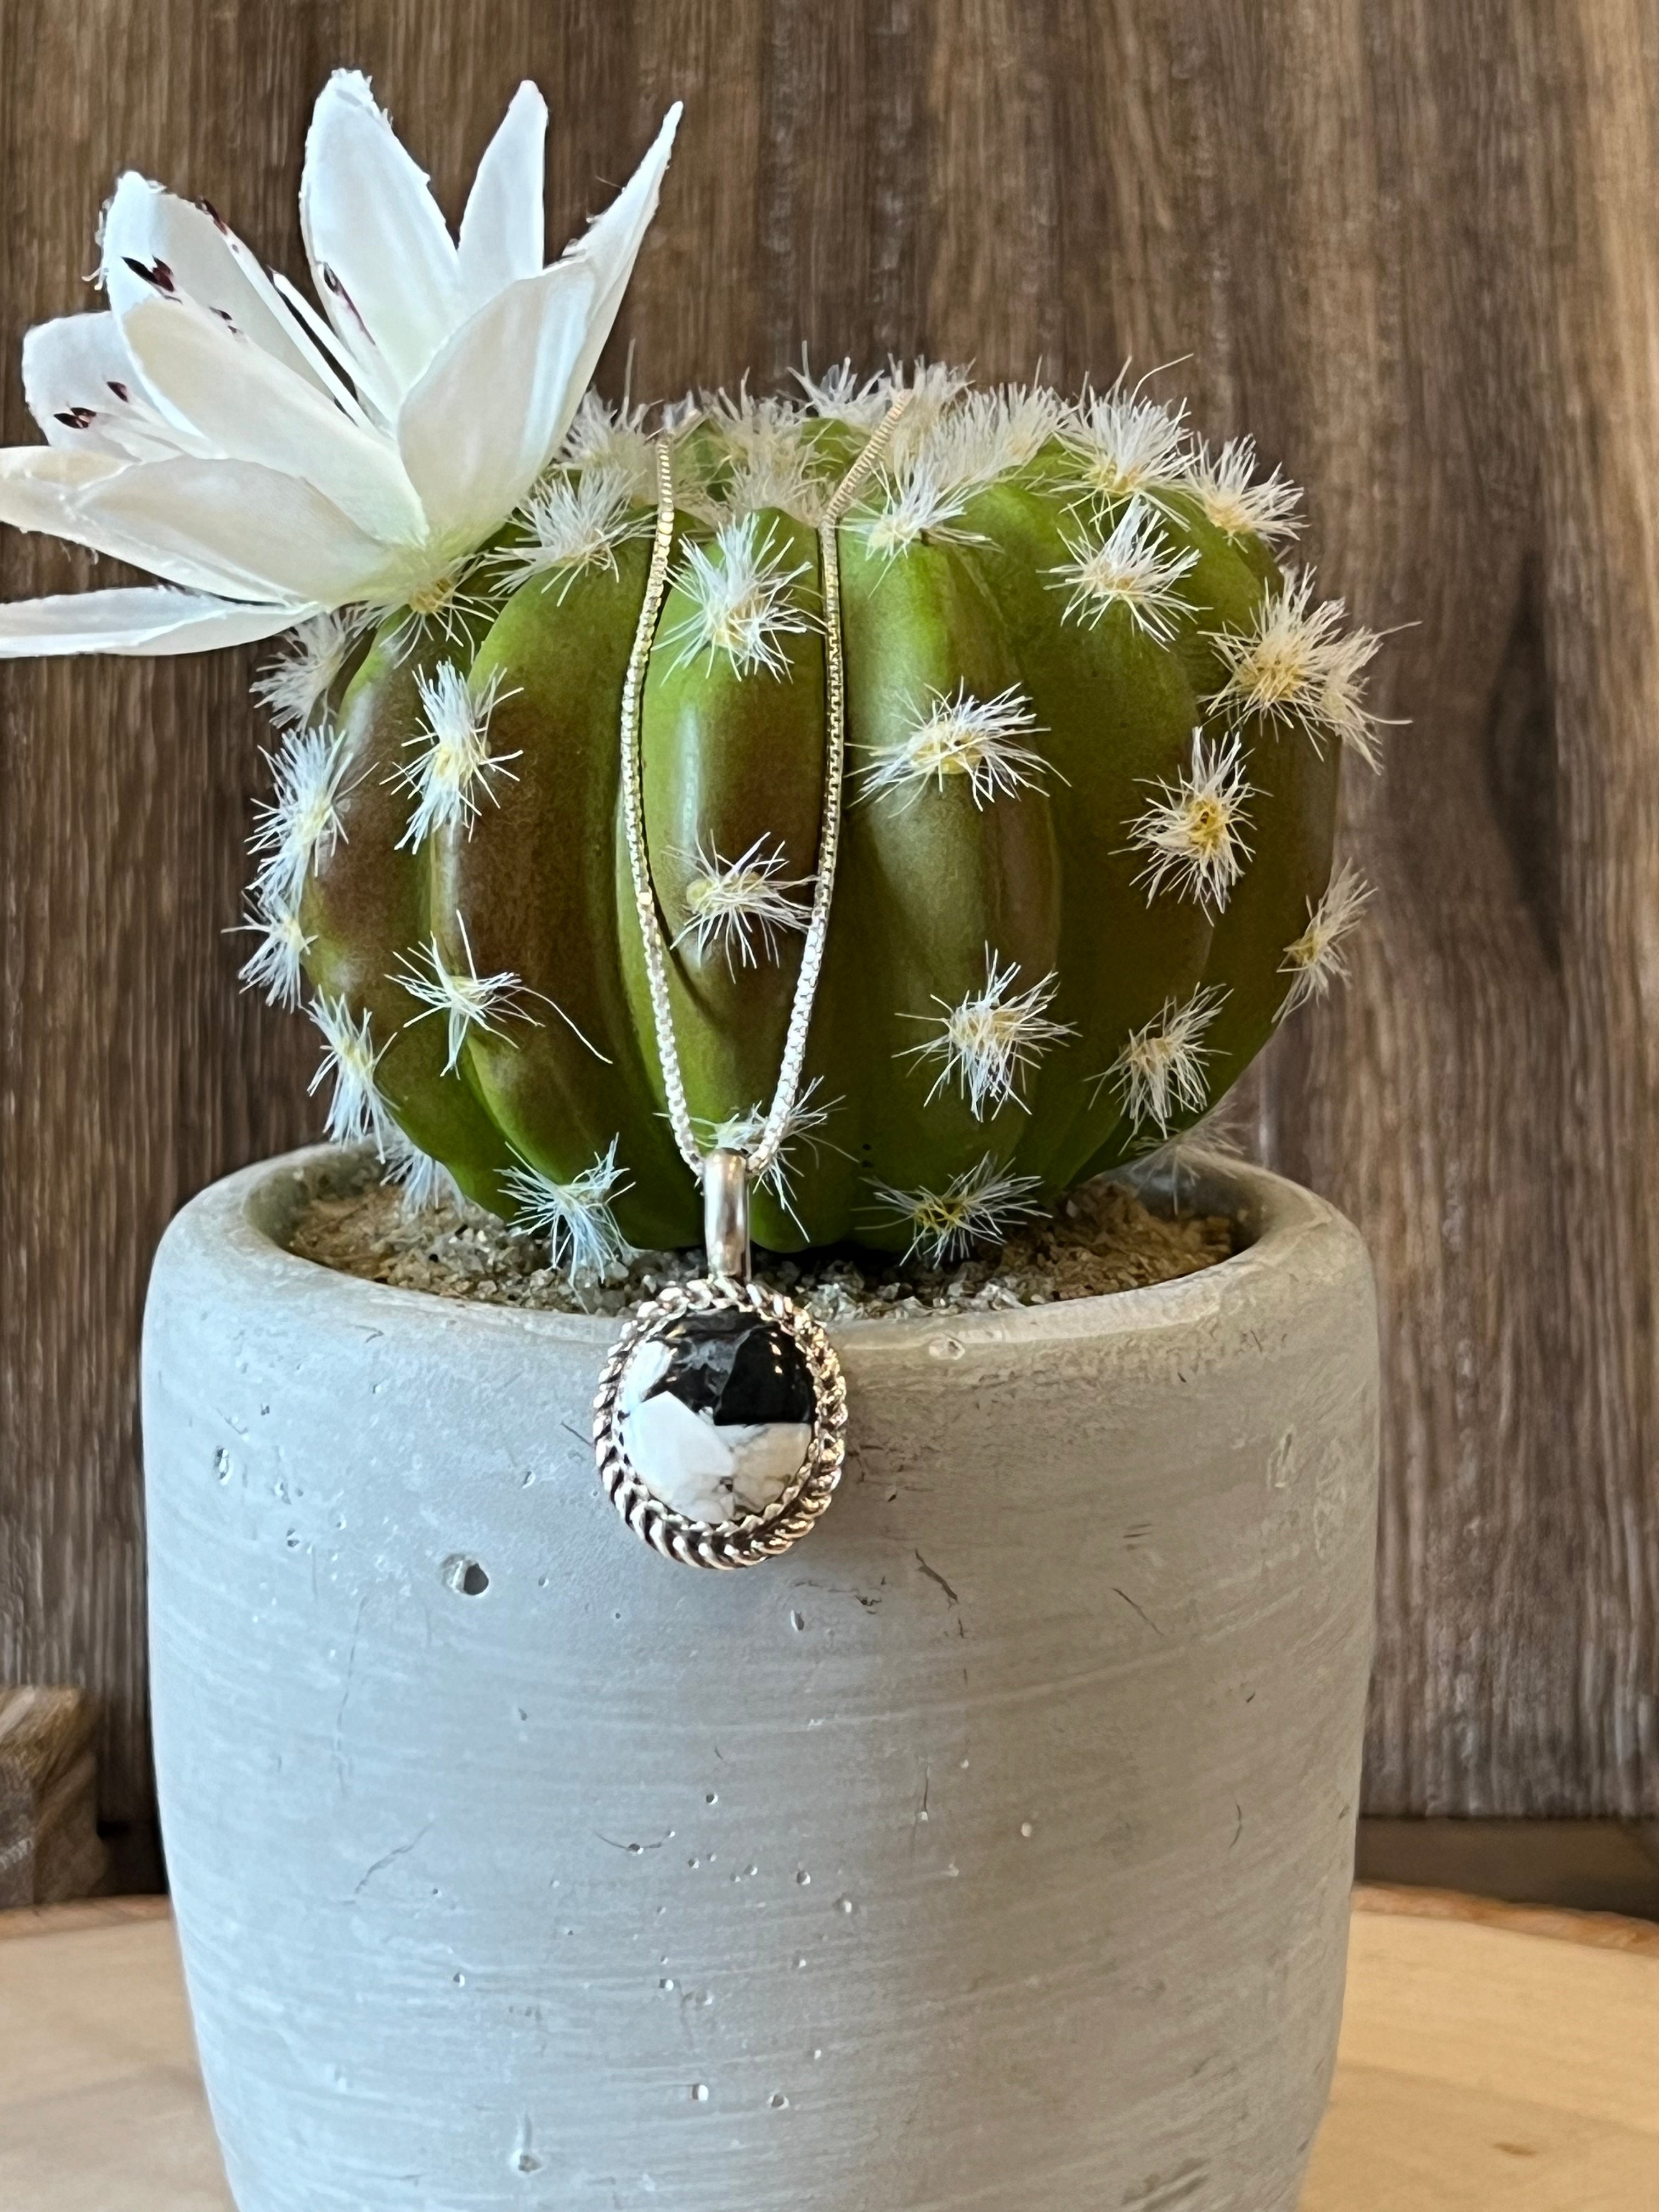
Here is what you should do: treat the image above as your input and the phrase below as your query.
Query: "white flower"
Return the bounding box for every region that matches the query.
[0,75,680,657]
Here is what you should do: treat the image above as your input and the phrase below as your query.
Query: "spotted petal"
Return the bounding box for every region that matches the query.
[21,312,189,461]
[101,172,343,409]
[120,295,427,546]
[300,70,465,400]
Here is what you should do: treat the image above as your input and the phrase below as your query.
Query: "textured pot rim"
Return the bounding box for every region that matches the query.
[159,1143,1370,1365]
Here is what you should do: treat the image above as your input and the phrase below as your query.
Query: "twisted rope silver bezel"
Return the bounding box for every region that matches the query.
[591,1278,847,1569]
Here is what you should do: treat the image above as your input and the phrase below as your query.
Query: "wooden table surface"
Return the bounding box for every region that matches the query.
[2,1886,1656,2210]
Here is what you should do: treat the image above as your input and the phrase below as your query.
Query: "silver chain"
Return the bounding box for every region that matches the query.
[618,394,910,1185]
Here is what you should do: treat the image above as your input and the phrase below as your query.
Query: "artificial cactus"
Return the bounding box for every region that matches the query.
[243,362,1379,1267]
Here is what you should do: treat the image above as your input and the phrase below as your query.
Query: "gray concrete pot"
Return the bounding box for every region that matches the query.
[142,1144,1378,2212]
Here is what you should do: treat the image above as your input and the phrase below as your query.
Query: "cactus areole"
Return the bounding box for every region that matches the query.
[250,365,1379,1298]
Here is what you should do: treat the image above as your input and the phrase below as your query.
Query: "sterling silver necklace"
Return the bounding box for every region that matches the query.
[591,396,909,1568]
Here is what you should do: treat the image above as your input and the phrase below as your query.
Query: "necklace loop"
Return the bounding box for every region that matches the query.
[702,1149,752,1283]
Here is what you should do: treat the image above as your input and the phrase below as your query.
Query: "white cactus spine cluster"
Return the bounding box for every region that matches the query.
[392,918,540,1075]
[1051,497,1201,642]
[396,662,520,847]
[1278,862,1373,1015]
[662,514,817,679]
[673,837,815,970]
[867,1155,1047,1267]
[501,1139,634,1278]
[494,466,653,597]
[1105,986,1228,1137]
[1129,730,1256,914]
[307,995,394,1154]
[856,684,1050,810]
[902,952,1073,1119]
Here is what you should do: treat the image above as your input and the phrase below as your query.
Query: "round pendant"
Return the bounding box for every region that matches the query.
[592,1277,847,1568]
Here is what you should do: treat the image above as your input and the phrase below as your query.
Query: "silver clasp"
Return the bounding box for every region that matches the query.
[703,1150,752,1283]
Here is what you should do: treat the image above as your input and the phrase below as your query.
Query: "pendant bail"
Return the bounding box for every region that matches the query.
[703,1149,752,1283]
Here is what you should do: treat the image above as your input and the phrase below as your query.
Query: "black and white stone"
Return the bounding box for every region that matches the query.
[618,1306,816,1523]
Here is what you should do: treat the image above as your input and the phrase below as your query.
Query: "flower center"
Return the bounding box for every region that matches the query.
[408,571,460,617]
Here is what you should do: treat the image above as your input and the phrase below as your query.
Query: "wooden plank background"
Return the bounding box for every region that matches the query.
[1,0,1655,1833]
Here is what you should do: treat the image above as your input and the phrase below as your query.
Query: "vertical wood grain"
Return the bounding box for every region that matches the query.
[0,0,1654,1829]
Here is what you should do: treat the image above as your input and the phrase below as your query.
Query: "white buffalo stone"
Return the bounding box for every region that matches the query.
[617,1309,815,1521]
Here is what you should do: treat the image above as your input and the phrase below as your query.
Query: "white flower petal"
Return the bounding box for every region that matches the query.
[0,585,306,656]
[101,172,337,404]
[76,456,397,605]
[457,83,547,313]
[395,257,598,551]
[265,268,398,426]
[0,445,270,597]
[194,204,380,431]
[120,295,427,546]
[559,105,681,410]
[300,69,465,398]
[267,268,403,427]
[21,313,174,459]
[393,107,679,553]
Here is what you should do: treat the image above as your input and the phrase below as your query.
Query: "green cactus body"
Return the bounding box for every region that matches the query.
[298,624,520,1213]
[246,375,1377,1266]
